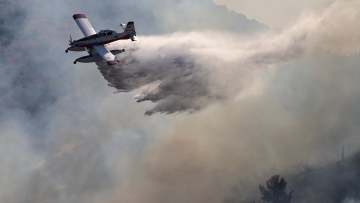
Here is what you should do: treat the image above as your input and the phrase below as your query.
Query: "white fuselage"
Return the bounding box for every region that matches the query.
[70,30,131,47]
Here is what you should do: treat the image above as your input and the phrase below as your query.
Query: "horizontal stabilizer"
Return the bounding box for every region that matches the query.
[120,23,126,30]
[130,36,138,41]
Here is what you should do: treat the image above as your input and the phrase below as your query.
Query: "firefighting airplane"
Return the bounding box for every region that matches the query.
[66,14,137,65]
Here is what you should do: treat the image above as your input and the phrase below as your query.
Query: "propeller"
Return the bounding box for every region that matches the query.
[69,35,73,43]
[66,35,74,53]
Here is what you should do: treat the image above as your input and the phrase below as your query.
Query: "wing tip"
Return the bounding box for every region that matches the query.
[73,14,87,20]
[107,61,121,65]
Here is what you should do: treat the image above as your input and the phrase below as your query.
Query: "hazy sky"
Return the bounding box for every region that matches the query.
[213,0,334,28]
[1,0,360,202]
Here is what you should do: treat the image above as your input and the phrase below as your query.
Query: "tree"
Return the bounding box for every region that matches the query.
[258,175,293,203]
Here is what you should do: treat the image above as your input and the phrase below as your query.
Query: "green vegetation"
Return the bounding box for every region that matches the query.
[258,175,293,203]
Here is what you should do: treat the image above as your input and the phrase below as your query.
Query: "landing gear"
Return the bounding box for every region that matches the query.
[122,49,125,52]
[73,60,77,64]
[65,49,69,53]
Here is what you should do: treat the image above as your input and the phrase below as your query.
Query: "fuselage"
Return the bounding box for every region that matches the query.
[69,29,131,47]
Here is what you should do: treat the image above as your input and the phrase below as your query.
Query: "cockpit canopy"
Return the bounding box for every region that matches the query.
[98,29,115,36]
[72,29,117,44]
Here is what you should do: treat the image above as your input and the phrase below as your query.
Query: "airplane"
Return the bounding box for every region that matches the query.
[66,14,137,65]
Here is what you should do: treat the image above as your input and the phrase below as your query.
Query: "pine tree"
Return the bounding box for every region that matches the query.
[258,175,293,203]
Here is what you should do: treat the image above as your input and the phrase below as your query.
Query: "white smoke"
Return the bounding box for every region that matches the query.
[98,0,360,115]
[343,199,360,203]
[213,0,333,28]
[1,0,360,202]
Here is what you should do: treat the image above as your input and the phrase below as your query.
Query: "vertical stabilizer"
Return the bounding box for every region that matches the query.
[125,22,135,33]
[124,22,137,41]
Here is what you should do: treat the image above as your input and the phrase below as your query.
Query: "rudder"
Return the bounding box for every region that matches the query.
[125,22,135,33]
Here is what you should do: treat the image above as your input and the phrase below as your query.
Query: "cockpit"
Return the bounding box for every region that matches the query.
[72,29,117,44]
[98,29,115,37]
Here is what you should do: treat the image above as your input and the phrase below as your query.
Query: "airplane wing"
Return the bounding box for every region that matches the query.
[73,14,96,36]
[93,45,121,65]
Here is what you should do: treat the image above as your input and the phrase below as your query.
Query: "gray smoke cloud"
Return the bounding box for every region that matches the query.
[98,0,360,202]
[0,1,263,202]
[113,50,360,203]
[1,0,360,203]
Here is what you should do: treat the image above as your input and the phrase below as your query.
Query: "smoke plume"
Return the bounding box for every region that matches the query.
[98,0,360,115]
[1,0,360,203]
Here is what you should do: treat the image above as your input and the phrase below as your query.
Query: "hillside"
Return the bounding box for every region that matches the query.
[224,151,360,203]
[288,152,360,202]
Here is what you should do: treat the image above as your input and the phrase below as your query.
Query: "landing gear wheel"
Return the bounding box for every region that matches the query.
[65,50,68,53]
[73,61,77,64]
[122,49,125,52]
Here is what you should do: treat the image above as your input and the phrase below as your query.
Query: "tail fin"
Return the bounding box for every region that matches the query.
[125,22,135,34]
[125,21,137,41]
